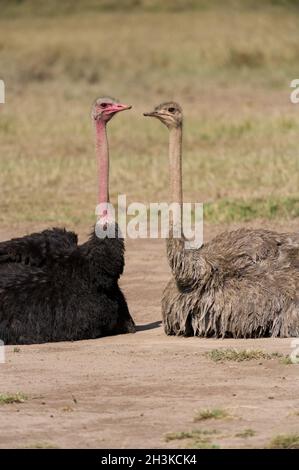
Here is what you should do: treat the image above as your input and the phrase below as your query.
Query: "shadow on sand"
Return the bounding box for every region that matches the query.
[136,321,162,332]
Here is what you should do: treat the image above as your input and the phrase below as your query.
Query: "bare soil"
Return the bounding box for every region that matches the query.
[0,222,299,449]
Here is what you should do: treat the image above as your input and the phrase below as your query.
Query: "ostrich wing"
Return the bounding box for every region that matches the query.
[199,228,299,285]
[0,263,47,291]
[203,229,299,268]
[0,228,78,267]
[170,228,299,289]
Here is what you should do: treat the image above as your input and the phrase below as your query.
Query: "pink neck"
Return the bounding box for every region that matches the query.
[95,120,109,214]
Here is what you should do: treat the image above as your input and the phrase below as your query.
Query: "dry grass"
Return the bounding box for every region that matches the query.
[205,348,298,364]
[235,429,256,438]
[205,348,282,362]
[165,429,219,449]
[280,355,299,364]
[0,393,28,405]
[23,442,59,449]
[268,433,299,449]
[194,408,230,421]
[0,2,299,226]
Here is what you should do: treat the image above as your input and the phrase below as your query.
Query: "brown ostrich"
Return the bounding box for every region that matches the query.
[0,97,135,344]
[144,102,299,338]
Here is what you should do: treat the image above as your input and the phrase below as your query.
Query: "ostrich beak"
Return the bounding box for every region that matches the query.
[118,104,132,111]
[143,111,158,117]
[111,103,132,113]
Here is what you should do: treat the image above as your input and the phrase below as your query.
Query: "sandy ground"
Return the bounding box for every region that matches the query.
[0,222,299,449]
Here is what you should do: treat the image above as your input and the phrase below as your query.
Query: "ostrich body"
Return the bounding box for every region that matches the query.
[144,102,299,338]
[0,97,135,344]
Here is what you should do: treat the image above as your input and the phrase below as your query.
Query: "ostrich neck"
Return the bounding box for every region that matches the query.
[95,120,109,210]
[167,124,185,275]
[167,123,202,286]
[169,126,183,209]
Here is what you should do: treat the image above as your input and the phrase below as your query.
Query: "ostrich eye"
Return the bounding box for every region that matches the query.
[168,107,176,113]
[101,103,109,108]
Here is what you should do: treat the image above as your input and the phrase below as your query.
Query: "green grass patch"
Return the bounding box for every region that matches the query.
[205,348,297,364]
[204,197,299,223]
[205,348,282,362]
[194,408,229,421]
[0,393,28,405]
[207,348,299,366]
[268,434,299,449]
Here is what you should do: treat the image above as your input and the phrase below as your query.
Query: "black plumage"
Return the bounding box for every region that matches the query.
[0,226,135,344]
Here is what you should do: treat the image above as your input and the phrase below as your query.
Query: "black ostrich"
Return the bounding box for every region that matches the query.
[0,97,135,344]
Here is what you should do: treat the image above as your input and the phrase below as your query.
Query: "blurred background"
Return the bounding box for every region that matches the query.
[0,0,299,229]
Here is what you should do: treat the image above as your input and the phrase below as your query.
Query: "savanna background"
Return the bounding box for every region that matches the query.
[0,0,299,450]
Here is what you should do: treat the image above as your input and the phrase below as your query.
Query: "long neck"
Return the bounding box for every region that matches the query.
[167,123,193,286]
[169,125,183,208]
[167,124,185,275]
[95,120,109,210]
[167,122,206,289]
[168,125,183,238]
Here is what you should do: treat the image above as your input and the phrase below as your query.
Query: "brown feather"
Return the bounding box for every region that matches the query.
[145,101,299,338]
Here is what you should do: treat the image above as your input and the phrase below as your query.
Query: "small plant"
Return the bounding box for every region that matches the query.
[235,429,256,438]
[23,442,59,449]
[62,405,74,412]
[0,392,28,405]
[165,429,217,441]
[13,347,21,353]
[268,434,299,449]
[192,441,219,449]
[165,429,219,449]
[194,408,229,421]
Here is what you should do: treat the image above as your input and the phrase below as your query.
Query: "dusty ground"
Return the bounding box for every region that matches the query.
[0,222,299,449]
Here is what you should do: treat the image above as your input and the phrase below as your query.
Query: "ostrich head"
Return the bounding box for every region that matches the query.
[93,96,131,215]
[92,96,132,123]
[143,102,183,128]
[144,101,184,217]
